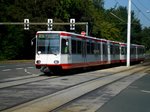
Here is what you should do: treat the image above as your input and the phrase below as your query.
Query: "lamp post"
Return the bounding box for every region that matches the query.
[127,0,131,67]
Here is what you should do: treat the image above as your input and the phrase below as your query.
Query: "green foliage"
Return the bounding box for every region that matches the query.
[0,26,24,60]
[103,6,143,44]
[0,0,147,60]
[141,27,150,51]
[99,22,121,41]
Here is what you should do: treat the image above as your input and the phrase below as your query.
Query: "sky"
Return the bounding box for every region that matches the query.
[104,0,150,28]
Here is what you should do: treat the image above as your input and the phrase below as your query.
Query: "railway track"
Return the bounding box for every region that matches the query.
[0,62,150,112]
[0,75,58,89]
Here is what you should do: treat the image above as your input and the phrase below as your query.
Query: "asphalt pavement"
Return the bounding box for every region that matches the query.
[97,70,150,112]
[0,62,42,80]
[0,61,150,112]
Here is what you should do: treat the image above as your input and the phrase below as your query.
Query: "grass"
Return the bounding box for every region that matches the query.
[0,60,34,64]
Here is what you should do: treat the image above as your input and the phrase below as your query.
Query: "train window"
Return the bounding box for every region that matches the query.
[37,34,60,54]
[94,42,99,55]
[87,42,91,54]
[139,48,140,54]
[72,39,77,54]
[138,47,144,55]
[110,45,113,55]
[115,45,120,55]
[130,47,136,55]
[103,43,107,55]
[134,48,136,54]
[139,48,141,54]
[77,40,82,54]
[98,43,101,55]
[121,47,125,55]
[142,48,145,54]
[61,39,69,54]
[103,43,105,55]
[115,45,117,54]
[130,48,133,55]
[115,46,117,55]
[91,42,94,54]
[133,48,136,54]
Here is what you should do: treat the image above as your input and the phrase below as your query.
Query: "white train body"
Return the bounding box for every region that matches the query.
[35,31,145,73]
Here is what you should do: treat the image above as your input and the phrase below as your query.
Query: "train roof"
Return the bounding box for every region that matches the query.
[36,31,145,47]
[37,31,71,34]
[36,31,108,42]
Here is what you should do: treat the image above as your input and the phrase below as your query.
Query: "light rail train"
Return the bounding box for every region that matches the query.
[35,31,145,74]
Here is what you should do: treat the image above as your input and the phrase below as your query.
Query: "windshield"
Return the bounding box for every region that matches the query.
[37,33,60,54]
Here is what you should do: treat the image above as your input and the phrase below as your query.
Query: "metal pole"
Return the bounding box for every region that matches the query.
[0,22,89,33]
[110,12,125,23]
[86,22,88,36]
[127,0,131,67]
[0,22,88,25]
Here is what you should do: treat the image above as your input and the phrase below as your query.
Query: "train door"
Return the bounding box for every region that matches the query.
[102,42,108,64]
[71,37,86,66]
[94,42,97,59]
[61,37,71,64]
[136,46,138,60]
[107,41,111,64]
[110,42,115,63]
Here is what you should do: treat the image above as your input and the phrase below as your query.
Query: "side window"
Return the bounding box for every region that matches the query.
[103,43,105,55]
[103,43,107,55]
[91,42,94,54]
[105,44,108,55]
[125,47,127,55]
[110,44,113,55]
[98,43,101,55]
[61,39,69,54]
[115,45,120,55]
[87,42,91,54]
[94,42,98,55]
[72,39,77,54]
[77,40,82,54]
[134,48,136,54]
[130,47,133,55]
[121,47,125,55]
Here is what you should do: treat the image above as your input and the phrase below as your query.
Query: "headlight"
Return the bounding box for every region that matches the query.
[36,60,41,64]
[54,60,59,64]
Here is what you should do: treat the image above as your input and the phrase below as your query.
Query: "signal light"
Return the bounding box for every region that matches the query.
[48,19,53,31]
[24,19,29,30]
[70,19,75,30]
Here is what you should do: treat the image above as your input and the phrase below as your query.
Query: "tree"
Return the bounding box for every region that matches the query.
[0,0,146,60]
[104,6,142,44]
[141,27,150,52]
[0,26,24,60]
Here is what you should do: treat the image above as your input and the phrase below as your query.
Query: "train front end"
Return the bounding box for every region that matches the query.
[35,31,61,74]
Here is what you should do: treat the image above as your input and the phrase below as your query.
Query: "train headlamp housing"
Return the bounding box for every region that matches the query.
[36,60,41,64]
[54,60,59,64]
